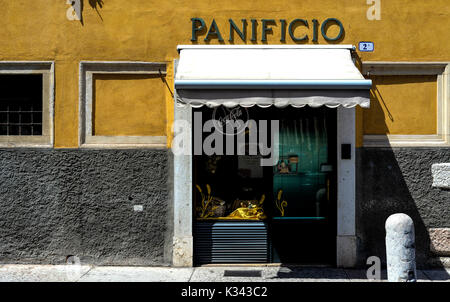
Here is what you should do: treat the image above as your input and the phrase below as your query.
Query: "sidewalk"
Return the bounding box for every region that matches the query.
[0,264,449,282]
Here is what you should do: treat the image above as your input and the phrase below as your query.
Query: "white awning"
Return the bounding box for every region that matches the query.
[175,45,371,108]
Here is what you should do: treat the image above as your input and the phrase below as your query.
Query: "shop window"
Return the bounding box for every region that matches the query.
[0,62,54,147]
[362,62,450,147]
[193,107,336,221]
[193,106,337,263]
[79,62,167,147]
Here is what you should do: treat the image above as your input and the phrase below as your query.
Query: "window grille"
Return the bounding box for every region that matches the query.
[0,74,43,136]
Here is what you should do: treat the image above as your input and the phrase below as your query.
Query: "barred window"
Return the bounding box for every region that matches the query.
[0,74,43,136]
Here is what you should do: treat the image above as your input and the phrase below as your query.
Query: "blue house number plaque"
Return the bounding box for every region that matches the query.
[359,41,374,52]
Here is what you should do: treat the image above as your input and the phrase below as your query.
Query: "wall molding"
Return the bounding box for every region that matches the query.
[362,62,450,147]
[363,134,448,147]
[362,62,447,76]
[0,61,54,148]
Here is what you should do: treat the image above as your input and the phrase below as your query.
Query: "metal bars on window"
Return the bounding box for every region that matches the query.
[0,74,43,136]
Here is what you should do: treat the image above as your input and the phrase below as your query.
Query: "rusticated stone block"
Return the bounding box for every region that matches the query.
[429,228,450,256]
[431,163,450,189]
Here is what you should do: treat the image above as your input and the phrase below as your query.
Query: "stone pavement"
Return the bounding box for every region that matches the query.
[0,264,449,282]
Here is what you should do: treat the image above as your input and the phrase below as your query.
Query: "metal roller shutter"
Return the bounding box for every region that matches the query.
[194,221,269,264]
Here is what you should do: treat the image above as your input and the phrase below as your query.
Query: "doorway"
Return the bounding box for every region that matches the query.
[192,106,337,265]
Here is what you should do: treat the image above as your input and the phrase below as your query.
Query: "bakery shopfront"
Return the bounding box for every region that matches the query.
[172,45,372,266]
[1,1,449,269]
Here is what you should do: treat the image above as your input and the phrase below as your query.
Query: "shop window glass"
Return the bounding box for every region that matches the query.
[193,106,336,222]
[273,116,330,218]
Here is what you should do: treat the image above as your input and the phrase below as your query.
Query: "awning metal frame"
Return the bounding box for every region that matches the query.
[175,79,372,90]
[177,44,357,51]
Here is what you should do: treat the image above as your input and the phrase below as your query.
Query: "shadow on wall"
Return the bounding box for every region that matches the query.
[69,0,104,25]
[88,0,104,21]
[355,70,450,272]
[368,82,393,134]
[364,75,437,136]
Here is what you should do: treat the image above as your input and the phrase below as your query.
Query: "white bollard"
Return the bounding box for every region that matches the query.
[385,213,417,282]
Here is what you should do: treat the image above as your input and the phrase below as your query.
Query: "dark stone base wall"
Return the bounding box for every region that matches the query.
[0,148,173,266]
[1,147,448,268]
[356,147,450,268]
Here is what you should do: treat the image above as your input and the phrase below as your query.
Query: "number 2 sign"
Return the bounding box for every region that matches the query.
[359,42,374,52]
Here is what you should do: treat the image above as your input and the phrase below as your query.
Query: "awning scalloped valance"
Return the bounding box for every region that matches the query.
[175,89,370,109]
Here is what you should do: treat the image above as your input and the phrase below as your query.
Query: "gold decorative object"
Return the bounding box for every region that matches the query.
[275,189,288,216]
[195,184,221,219]
[227,207,266,220]
[226,194,267,220]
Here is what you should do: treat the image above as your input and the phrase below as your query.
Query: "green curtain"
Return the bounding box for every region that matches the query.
[273,115,329,217]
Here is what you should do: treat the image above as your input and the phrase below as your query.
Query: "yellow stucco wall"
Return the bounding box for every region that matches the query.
[363,75,437,135]
[93,74,166,136]
[0,1,448,147]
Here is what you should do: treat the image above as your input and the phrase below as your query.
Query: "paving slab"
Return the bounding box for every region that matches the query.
[189,266,276,282]
[0,265,92,282]
[343,268,385,282]
[422,268,450,281]
[345,269,436,282]
[0,265,448,282]
[266,267,350,282]
[79,266,194,282]
[190,266,351,282]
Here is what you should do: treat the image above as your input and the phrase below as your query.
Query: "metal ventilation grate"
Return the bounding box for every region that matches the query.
[194,221,269,264]
[223,270,262,277]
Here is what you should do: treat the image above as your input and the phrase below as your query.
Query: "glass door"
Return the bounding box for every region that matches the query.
[270,107,337,264]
